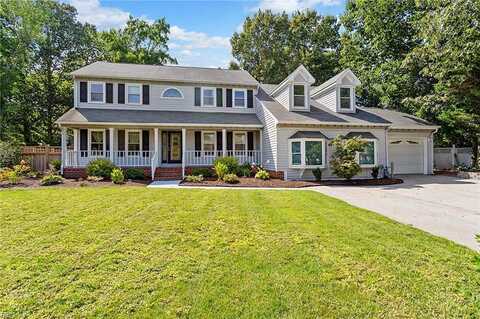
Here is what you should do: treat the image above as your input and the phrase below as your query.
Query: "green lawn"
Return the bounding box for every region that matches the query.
[0,188,479,318]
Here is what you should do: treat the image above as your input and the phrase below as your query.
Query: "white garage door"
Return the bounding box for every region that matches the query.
[389,139,424,174]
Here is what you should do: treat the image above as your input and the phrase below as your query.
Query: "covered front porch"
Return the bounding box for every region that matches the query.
[61,126,263,179]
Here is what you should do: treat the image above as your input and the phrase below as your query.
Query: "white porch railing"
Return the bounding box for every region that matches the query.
[185,150,261,166]
[65,150,154,168]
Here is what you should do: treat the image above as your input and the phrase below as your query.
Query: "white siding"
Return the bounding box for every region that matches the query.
[276,127,388,180]
[255,99,278,170]
[74,79,256,113]
[274,84,291,110]
[314,86,336,112]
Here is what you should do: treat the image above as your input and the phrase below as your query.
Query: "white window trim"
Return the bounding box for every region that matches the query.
[87,129,106,153]
[293,83,307,109]
[356,139,377,168]
[161,87,184,99]
[201,131,217,152]
[289,138,326,169]
[125,129,143,153]
[126,83,142,105]
[201,87,216,107]
[88,81,105,104]
[233,89,247,108]
[233,131,247,151]
[339,86,355,110]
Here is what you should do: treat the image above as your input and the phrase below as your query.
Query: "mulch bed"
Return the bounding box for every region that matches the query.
[181,177,403,188]
[0,177,149,189]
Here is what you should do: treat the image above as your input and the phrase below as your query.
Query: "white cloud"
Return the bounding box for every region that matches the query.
[68,0,130,30]
[170,25,230,50]
[253,0,340,13]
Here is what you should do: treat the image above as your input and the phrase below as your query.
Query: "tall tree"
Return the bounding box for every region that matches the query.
[100,16,176,65]
[231,10,339,84]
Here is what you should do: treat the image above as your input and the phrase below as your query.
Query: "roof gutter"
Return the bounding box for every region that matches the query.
[56,121,264,128]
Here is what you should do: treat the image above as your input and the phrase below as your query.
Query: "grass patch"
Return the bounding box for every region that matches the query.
[0,188,479,318]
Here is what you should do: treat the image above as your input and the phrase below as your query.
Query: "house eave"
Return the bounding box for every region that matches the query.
[56,121,264,129]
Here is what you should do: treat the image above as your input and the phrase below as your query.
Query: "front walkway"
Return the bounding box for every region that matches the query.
[313,175,480,251]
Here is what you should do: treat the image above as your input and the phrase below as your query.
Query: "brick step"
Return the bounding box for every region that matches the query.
[154,167,182,180]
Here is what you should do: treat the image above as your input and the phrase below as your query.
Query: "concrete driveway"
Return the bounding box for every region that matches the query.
[313,175,480,251]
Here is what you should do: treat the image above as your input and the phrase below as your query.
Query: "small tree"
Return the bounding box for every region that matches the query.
[330,136,366,180]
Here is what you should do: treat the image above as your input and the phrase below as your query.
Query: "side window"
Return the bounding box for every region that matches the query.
[358,140,376,165]
[291,141,301,165]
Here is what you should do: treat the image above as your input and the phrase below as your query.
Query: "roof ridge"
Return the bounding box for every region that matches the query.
[94,61,247,72]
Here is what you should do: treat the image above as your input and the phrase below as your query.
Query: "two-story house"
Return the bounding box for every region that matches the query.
[56,62,438,180]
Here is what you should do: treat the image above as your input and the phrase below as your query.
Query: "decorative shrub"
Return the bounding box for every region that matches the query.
[40,174,63,186]
[86,159,116,178]
[87,175,104,182]
[330,136,366,180]
[191,167,214,178]
[371,165,380,179]
[184,175,204,183]
[125,168,145,180]
[312,168,322,181]
[255,169,270,180]
[223,173,239,184]
[50,159,61,171]
[237,163,252,177]
[0,141,21,168]
[213,157,238,175]
[214,162,229,180]
[0,168,13,182]
[111,168,125,184]
[6,171,20,184]
[13,160,32,176]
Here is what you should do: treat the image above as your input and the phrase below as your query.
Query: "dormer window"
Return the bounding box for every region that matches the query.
[340,87,353,109]
[294,85,305,108]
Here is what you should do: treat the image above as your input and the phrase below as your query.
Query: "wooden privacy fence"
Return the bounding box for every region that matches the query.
[22,146,61,172]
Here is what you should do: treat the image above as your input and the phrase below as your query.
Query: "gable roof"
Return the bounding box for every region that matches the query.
[71,62,259,87]
[270,65,316,96]
[311,69,361,96]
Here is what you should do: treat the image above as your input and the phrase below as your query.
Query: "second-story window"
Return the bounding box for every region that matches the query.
[234,90,246,108]
[202,88,215,106]
[127,84,141,104]
[293,85,305,108]
[89,82,105,103]
[340,87,352,109]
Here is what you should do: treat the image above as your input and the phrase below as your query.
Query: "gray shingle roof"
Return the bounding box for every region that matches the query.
[56,108,263,127]
[289,131,330,139]
[71,62,259,87]
[344,132,378,139]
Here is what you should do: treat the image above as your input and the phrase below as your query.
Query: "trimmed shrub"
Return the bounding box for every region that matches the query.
[223,173,239,184]
[111,168,125,184]
[40,174,63,186]
[330,136,366,180]
[184,175,204,183]
[213,156,238,175]
[255,169,270,180]
[86,159,116,178]
[7,171,21,184]
[13,160,32,176]
[50,159,61,171]
[371,165,380,179]
[191,167,214,178]
[214,162,228,181]
[237,163,252,177]
[312,168,322,181]
[125,168,145,180]
[0,141,21,168]
[0,168,13,182]
[87,176,104,182]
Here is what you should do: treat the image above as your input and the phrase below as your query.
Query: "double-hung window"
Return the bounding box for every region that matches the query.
[358,140,376,166]
[89,82,105,103]
[89,130,104,155]
[202,88,215,106]
[127,84,141,104]
[340,87,352,109]
[127,130,141,155]
[289,139,325,168]
[293,85,305,108]
[234,132,246,151]
[234,89,246,108]
[202,131,216,154]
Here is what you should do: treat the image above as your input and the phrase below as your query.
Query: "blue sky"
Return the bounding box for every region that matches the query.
[68,0,346,67]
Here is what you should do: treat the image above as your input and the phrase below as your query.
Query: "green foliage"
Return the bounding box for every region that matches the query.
[232,10,339,84]
[0,141,21,168]
[13,160,31,176]
[214,162,228,181]
[371,166,381,179]
[312,168,322,181]
[125,168,145,180]
[223,173,239,184]
[237,163,252,177]
[86,159,116,178]
[184,175,204,183]
[50,159,61,171]
[191,167,214,178]
[214,157,239,175]
[4,170,20,184]
[330,136,366,180]
[0,168,12,182]
[110,168,124,184]
[40,174,63,186]
[255,169,270,180]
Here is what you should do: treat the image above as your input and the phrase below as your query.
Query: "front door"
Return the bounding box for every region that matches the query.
[162,131,182,163]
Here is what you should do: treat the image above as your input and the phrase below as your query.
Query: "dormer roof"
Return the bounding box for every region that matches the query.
[311,69,361,96]
[270,65,315,97]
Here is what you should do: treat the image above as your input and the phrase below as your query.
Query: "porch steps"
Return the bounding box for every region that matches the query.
[154,167,182,180]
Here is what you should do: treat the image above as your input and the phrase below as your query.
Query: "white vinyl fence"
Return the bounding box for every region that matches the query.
[434,146,473,169]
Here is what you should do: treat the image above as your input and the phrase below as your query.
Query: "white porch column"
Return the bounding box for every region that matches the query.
[259,129,263,166]
[72,128,79,167]
[154,128,159,165]
[109,128,114,163]
[60,127,67,175]
[182,128,186,178]
[222,129,227,157]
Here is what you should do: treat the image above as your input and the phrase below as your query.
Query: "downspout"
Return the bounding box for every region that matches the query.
[384,127,389,177]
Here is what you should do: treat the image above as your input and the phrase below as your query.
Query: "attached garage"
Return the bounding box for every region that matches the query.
[388,137,426,174]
